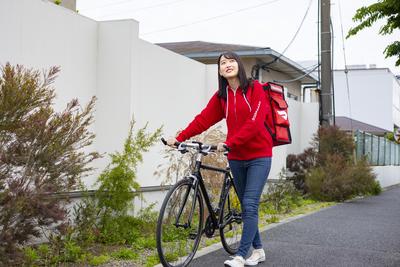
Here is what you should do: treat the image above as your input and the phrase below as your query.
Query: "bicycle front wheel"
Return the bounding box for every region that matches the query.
[219,183,242,255]
[156,178,204,267]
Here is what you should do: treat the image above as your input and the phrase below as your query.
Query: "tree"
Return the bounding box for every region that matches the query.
[347,0,400,66]
[0,63,98,261]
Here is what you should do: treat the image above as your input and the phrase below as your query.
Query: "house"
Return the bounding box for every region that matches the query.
[157,41,320,103]
[157,41,322,183]
[333,66,400,134]
[157,40,322,153]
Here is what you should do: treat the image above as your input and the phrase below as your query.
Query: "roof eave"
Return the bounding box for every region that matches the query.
[184,48,318,82]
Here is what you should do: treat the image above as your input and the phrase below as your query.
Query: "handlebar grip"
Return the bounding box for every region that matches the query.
[161,137,167,145]
[161,137,181,147]
[223,144,230,152]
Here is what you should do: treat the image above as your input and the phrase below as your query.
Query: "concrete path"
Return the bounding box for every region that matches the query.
[189,185,400,267]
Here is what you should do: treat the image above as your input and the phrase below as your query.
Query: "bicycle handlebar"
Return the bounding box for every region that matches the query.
[161,137,229,153]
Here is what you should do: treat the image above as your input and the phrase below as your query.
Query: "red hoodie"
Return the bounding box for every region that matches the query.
[176,80,273,160]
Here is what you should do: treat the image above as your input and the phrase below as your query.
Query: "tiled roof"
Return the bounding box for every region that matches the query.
[157,41,266,55]
[335,116,388,135]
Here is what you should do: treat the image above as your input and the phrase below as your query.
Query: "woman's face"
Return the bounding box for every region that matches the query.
[219,56,239,79]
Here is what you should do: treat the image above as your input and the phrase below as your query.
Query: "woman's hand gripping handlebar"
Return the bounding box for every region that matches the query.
[161,137,229,155]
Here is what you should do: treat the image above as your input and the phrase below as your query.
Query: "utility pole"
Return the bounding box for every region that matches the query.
[320,0,333,126]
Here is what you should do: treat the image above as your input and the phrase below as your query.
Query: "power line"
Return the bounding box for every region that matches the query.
[338,0,353,131]
[250,0,314,79]
[267,63,320,75]
[330,18,336,126]
[272,64,320,83]
[261,0,314,67]
[141,0,284,35]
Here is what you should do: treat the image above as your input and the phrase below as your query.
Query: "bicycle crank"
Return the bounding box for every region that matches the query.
[204,215,216,237]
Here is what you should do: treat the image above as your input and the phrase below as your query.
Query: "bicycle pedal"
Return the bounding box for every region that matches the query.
[188,233,197,240]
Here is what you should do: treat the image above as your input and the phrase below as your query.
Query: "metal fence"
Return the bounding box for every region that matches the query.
[355,130,400,166]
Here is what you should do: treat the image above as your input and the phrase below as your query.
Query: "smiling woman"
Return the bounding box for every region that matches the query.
[166,51,273,267]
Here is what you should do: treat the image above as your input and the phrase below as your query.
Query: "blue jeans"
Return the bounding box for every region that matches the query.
[228,157,272,258]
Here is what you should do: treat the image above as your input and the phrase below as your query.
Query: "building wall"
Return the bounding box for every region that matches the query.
[373,166,400,188]
[0,0,323,211]
[0,0,97,113]
[260,69,302,100]
[286,100,319,155]
[333,69,395,131]
[392,77,400,127]
[133,39,208,187]
[0,0,208,188]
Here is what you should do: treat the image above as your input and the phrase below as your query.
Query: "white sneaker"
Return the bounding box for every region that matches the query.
[244,248,266,266]
[224,255,245,267]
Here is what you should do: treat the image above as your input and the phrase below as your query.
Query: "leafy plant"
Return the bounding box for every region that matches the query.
[111,247,139,260]
[96,120,162,216]
[72,193,99,247]
[264,170,302,213]
[315,126,355,165]
[0,63,98,261]
[266,215,279,224]
[89,254,111,266]
[23,247,39,266]
[287,125,379,202]
[306,155,379,201]
[347,0,400,66]
[286,147,317,193]
[145,254,161,267]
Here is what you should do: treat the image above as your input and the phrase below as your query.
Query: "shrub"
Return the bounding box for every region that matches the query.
[286,147,317,193]
[0,64,98,261]
[289,125,379,202]
[315,126,355,165]
[263,170,302,214]
[96,120,162,216]
[306,155,378,201]
[23,247,39,265]
[94,120,161,244]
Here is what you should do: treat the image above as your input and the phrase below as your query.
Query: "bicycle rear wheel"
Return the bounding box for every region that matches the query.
[156,178,204,267]
[219,182,242,255]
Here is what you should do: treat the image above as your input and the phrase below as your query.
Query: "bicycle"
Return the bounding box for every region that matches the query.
[156,138,243,267]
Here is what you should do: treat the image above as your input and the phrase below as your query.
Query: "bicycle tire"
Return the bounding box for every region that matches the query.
[156,178,204,267]
[219,182,242,255]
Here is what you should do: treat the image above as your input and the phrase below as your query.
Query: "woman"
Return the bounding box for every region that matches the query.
[167,51,272,267]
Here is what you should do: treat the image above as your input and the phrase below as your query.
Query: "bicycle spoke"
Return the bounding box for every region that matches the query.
[157,179,203,267]
[219,184,243,255]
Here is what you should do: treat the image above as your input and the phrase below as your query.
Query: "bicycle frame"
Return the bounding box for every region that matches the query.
[174,152,238,231]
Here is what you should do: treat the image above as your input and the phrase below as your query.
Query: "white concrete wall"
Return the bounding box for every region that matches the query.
[373,166,400,188]
[392,77,400,127]
[133,39,208,187]
[333,69,394,131]
[0,0,321,210]
[0,0,97,112]
[0,0,210,189]
[286,99,319,155]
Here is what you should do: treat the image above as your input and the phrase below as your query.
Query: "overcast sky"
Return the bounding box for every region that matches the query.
[77,0,400,75]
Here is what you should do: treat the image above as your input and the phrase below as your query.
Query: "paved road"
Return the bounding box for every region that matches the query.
[190,185,400,267]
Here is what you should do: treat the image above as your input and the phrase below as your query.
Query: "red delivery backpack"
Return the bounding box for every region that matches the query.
[262,82,292,146]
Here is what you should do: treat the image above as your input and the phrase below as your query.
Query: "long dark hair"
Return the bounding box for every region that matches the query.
[217,51,252,100]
